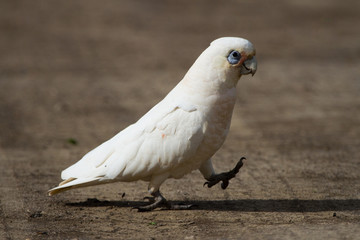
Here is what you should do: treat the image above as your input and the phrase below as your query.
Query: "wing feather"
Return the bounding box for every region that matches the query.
[60,100,204,184]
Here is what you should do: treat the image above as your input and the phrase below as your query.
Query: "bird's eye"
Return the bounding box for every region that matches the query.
[227,50,241,64]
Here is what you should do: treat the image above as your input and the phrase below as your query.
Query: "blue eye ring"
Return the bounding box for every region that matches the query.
[227,50,241,65]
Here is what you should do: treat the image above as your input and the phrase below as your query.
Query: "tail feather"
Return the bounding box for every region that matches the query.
[48,177,113,196]
[59,177,76,186]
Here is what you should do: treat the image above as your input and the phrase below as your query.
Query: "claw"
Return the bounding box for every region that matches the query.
[221,179,229,189]
[143,196,155,201]
[136,190,195,211]
[234,157,245,172]
[204,181,216,188]
[203,157,246,190]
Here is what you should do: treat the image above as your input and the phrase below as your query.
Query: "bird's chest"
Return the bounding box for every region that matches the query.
[199,94,237,154]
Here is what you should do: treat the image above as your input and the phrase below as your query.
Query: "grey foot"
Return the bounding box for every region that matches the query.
[136,191,194,212]
[204,157,245,189]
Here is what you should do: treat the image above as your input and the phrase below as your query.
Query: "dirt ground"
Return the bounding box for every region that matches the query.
[0,0,359,239]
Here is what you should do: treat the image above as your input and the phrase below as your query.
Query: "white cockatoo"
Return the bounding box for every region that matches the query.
[49,37,257,211]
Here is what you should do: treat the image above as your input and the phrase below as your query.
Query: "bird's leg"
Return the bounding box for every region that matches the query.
[136,174,194,211]
[137,190,169,212]
[203,157,245,189]
[137,190,193,212]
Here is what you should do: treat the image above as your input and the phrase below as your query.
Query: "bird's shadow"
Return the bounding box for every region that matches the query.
[66,198,360,212]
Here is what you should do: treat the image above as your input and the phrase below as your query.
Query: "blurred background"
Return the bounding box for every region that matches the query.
[0,0,359,239]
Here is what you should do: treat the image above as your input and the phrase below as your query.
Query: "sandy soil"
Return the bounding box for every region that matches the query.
[0,0,359,239]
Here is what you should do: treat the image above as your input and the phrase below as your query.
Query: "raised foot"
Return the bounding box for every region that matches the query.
[204,157,245,189]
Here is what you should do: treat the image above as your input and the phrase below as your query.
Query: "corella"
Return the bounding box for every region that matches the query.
[49,37,257,211]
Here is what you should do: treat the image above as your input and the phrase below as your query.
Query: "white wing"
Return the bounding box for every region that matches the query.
[49,97,204,195]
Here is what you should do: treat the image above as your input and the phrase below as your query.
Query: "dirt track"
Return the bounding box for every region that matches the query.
[1,0,360,239]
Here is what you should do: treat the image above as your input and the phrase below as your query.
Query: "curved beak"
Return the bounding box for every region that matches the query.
[240,56,257,76]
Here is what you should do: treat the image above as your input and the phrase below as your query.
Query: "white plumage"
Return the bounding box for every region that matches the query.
[49,37,257,210]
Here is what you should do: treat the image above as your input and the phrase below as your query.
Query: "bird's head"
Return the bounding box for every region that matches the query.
[211,37,257,76]
[184,37,257,90]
